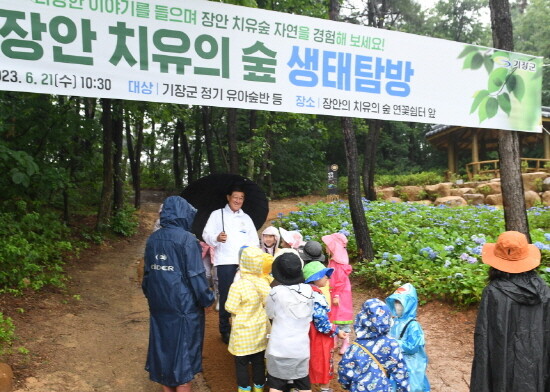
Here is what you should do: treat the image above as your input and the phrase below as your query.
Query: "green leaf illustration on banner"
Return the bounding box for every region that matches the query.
[470,90,489,114]
[509,74,525,101]
[458,44,540,127]
[498,93,511,116]
[487,68,508,93]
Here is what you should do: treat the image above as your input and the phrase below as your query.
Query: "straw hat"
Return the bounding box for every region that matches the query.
[481,231,540,273]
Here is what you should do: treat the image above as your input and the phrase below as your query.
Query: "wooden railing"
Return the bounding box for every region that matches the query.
[466,158,550,180]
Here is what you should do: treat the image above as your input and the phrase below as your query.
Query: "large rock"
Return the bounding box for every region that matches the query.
[378,187,395,200]
[485,194,503,205]
[522,172,548,192]
[451,187,474,197]
[0,363,13,392]
[434,196,467,207]
[463,193,485,205]
[409,200,432,206]
[542,177,550,192]
[524,190,541,209]
[425,183,451,199]
[399,186,424,201]
[542,191,550,206]
[475,182,501,195]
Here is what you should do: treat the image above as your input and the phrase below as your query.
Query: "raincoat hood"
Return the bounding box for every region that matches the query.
[261,226,281,249]
[262,253,274,276]
[322,233,349,264]
[354,298,392,340]
[386,283,418,319]
[491,272,544,305]
[239,246,265,277]
[159,196,197,232]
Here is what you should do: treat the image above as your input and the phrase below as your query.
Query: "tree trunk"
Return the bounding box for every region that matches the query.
[227,108,239,174]
[126,109,143,209]
[180,121,194,184]
[342,117,374,261]
[330,0,374,261]
[96,98,114,230]
[193,124,202,182]
[174,120,183,189]
[112,100,124,212]
[363,119,381,200]
[489,0,531,240]
[202,106,217,174]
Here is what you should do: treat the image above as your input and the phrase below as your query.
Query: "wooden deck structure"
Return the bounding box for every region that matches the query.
[426,106,550,179]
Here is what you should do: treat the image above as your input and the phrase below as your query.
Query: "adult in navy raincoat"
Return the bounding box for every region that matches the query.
[386,283,430,392]
[470,231,550,392]
[143,196,215,392]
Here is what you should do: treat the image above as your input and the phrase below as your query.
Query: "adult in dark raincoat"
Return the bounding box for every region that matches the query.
[143,196,215,392]
[470,231,550,392]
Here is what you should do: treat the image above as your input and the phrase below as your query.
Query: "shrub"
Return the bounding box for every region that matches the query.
[0,312,15,354]
[273,200,550,305]
[110,206,139,237]
[374,171,444,187]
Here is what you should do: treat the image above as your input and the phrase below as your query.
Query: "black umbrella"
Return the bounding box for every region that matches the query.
[181,174,269,241]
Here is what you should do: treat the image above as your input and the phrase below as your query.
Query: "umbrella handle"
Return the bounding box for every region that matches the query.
[221,208,224,233]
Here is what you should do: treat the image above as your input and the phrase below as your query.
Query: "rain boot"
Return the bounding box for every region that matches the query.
[238,387,251,392]
[339,335,350,355]
[252,384,264,392]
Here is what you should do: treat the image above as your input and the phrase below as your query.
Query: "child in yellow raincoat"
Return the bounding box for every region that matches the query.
[226,246,272,392]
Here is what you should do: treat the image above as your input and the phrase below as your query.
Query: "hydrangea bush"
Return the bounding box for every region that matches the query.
[274,200,550,306]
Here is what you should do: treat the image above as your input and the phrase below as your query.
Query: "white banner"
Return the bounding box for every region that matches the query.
[0,0,543,131]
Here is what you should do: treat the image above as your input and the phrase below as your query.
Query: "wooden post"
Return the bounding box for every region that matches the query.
[544,131,550,160]
[472,131,480,175]
[447,139,456,174]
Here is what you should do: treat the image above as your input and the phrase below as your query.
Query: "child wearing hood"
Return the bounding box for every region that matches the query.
[279,228,305,251]
[338,298,410,392]
[322,233,353,354]
[386,284,430,392]
[226,246,272,392]
[261,226,281,256]
[265,252,314,392]
[303,261,349,392]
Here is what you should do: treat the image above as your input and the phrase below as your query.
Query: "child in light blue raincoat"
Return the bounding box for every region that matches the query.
[386,283,430,392]
[338,298,409,392]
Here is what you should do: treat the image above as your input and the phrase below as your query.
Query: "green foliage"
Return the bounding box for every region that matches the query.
[0,312,15,354]
[374,171,445,187]
[274,200,550,306]
[0,201,71,293]
[110,206,139,237]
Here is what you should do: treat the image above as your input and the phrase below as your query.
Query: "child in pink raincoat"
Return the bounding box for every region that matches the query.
[322,233,353,355]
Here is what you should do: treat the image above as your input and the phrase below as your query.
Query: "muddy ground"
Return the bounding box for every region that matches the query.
[0,192,477,391]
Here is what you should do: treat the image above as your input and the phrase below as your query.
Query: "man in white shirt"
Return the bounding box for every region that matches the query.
[202,185,259,344]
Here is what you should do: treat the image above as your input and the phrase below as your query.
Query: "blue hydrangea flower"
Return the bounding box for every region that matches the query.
[545,233,550,242]
[444,260,451,268]
[393,254,403,262]
[339,229,350,237]
[382,252,389,259]
[444,245,455,252]
[341,221,349,227]
[310,221,318,227]
[454,273,464,279]
[391,227,399,234]
[467,256,477,264]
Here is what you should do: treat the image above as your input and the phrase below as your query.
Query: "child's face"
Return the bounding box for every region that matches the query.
[314,275,329,287]
[263,234,276,247]
[394,301,404,317]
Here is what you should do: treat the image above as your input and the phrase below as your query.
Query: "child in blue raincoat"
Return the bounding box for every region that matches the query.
[386,284,430,392]
[338,298,410,392]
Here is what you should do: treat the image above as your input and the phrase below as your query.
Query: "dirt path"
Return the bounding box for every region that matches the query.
[1,193,477,391]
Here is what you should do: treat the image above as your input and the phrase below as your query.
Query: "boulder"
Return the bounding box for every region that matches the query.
[524,190,541,209]
[0,363,13,392]
[542,191,550,206]
[451,188,474,197]
[522,172,548,192]
[542,177,550,192]
[399,186,424,201]
[463,181,479,188]
[463,193,485,205]
[475,182,501,195]
[425,183,451,199]
[485,194,503,205]
[378,187,395,200]
[434,196,467,207]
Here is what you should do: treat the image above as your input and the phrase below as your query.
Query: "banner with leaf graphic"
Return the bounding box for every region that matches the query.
[0,0,543,132]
